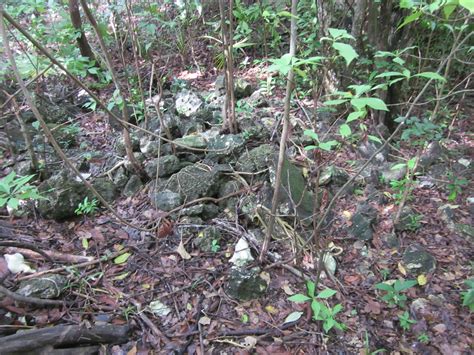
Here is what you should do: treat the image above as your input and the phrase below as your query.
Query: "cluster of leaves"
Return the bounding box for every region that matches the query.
[75,196,99,216]
[374,279,418,308]
[289,280,345,333]
[0,172,43,210]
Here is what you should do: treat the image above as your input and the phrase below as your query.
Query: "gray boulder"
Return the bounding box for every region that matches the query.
[145,155,181,178]
[226,267,268,301]
[37,172,90,220]
[350,203,377,241]
[401,244,436,275]
[17,274,67,299]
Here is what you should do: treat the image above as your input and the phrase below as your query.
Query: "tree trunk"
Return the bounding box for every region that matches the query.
[68,0,95,62]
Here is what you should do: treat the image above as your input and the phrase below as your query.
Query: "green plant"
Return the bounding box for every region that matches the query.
[398,311,416,331]
[396,116,443,146]
[379,268,391,281]
[363,330,386,354]
[389,177,413,204]
[303,129,339,152]
[75,197,99,216]
[446,172,468,202]
[210,239,220,253]
[406,214,423,231]
[417,332,430,344]
[461,278,474,312]
[374,279,417,307]
[289,280,345,333]
[0,172,43,210]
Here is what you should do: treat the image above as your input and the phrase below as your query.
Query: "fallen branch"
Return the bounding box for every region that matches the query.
[4,247,93,264]
[0,324,130,353]
[0,284,67,306]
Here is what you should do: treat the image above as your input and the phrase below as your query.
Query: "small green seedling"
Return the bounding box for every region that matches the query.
[417,332,430,344]
[461,278,474,312]
[211,239,220,253]
[289,280,345,333]
[398,311,416,331]
[75,197,99,216]
[375,279,417,307]
[446,172,468,202]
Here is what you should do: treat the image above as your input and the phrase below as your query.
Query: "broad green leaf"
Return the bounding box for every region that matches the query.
[328,28,355,40]
[443,0,459,18]
[332,303,343,314]
[394,279,418,292]
[311,299,322,318]
[393,57,406,66]
[375,283,394,291]
[347,110,366,122]
[306,280,316,298]
[324,99,348,106]
[304,145,318,151]
[400,0,415,9]
[268,53,294,75]
[351,97,389,111]
[339,124,352,138]
[375,71,406,79]
[319,140,339,151]
[284,311,303,324]
[7,198,19,210]
[332,42,358,66]
[317,288,337,299]
[303,129,319,141]
[398,11,422,30]
[407,157,417,170]
[348,84,372,97]
[114,252,132,264]
[459,0,473,13]
[368,135,383,144]
[82,238,89,249]
[391,163,407,170]
[414,72,447,82]
[288,294,311,303]
[323,318,336,332]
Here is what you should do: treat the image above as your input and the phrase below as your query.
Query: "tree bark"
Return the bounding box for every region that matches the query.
[68,0,95,62]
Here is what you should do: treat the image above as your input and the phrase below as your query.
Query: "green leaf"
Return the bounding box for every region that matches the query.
[7,198,19,210]
[82,238,89,249]
[268,53,294,75]
[368,135,383,144]
[394,279,418,292]
[443,2,458,18]
[328,28,355,40]
[347,110,366,122]
[407,157,417,170]
[311,299,322,319]
[348,84,372,97]
[414,72,447,82]
[332,42,358,66]
[339,124,352,138]
[351,97,389,111]
[391,163,407,170]
[375,71,406,79]
[323,317,336,332]
[284,311,303,324]
[324,99,348,106]
[304,145,318,151]
[306,280,316,298]
[288,294,311,303]
[317,288,337,299]
[459,0,474,12]
[303,129,319,141]
[398,11,422,30]
[393,57,406,66]
[114,252,132,265]
[318,140,339,151]
[375,282,394,291]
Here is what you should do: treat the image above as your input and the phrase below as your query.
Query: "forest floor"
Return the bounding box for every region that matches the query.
[0,65,473,354]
